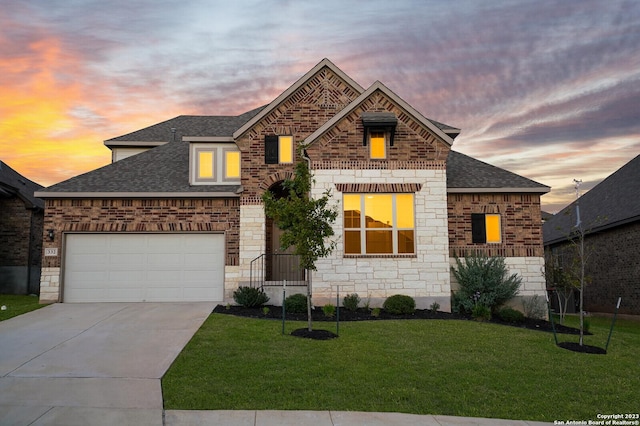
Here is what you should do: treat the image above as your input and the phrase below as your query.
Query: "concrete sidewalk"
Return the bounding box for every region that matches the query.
[165,410,553,425]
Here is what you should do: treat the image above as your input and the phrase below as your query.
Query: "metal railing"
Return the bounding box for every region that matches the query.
[250,253,308,289]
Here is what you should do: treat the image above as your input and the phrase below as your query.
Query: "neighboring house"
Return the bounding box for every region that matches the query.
[35,59,549,310]
[543,154,640,315]
[0,161,44,294]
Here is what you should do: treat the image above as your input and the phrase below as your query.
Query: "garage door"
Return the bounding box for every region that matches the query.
[63,233,224,302]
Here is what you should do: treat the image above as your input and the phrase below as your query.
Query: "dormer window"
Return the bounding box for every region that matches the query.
[362,112,397,160]
[190,143,241,185]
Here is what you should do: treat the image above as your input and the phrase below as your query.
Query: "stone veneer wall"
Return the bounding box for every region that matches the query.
[310,167,451,310]
[39,198,240,303]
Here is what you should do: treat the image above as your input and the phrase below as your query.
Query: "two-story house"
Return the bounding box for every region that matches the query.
[36,59,549,310]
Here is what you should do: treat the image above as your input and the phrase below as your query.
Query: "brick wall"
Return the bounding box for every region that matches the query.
[307,91,450,164]
[547,221,640,315]
[0,197,32,266]
[41,198,240,269]
[0,197,43,294]
[447,193,544,257]
[236,67,361,200]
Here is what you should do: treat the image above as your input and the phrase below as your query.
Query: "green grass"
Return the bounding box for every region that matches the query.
[162,314,640,422]
[0,294,45,321]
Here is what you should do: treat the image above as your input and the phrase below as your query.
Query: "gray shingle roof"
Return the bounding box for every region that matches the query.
[39,139,240,195]
[39,109,267,195]
[543,154,640,245]
[105,106,267,143]
[0,161,44,209]
[447,151,550,192]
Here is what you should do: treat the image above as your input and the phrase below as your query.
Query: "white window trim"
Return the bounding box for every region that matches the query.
[343,193,415,255]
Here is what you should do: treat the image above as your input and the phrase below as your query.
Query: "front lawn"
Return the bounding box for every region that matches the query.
[0,294,45,321]
[162,313,639,422]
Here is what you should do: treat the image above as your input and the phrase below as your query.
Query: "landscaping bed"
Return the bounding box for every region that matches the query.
[213,304,584,334]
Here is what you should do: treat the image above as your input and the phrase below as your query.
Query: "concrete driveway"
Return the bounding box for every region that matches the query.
[0,302,214,425]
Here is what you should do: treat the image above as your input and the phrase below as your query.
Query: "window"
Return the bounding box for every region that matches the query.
[343,193,415,255]
[471,213,502,244]
[191,143,240,184]
[265,135,293,164]
[369,130,386,159]
[224,150,240,180]
[196,149,215,181]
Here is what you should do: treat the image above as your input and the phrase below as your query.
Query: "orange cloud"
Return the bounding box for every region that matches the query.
[0,36,110,186]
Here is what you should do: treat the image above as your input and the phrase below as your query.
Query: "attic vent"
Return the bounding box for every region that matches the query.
[361,112,397,146]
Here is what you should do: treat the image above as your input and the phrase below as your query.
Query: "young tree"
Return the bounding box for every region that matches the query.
[262,154,338,331]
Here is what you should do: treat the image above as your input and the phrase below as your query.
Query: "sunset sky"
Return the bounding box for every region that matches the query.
[2,0,638,213]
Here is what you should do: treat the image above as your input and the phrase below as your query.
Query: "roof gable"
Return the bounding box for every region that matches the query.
[232,58,365,139]
[303,81,459,149]
[543,154,640,244]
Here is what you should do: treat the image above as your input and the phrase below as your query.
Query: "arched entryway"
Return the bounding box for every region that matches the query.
[265,181,305,283]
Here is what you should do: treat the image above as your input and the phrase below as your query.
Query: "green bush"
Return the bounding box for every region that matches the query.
[371,307,381,317]
[322,304,336,318]
[451,254,521,314]
[522,295,546,320]
[233,286,270,308]
[343,293,361,311]
[497,307,525,323]
[429,301,440,313]
[472,304,491,321]
[383,294,416,315]
[284,293,308,313]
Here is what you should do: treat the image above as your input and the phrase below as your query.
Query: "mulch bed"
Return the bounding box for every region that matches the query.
[557,341,606,354]
[213,304,586,336]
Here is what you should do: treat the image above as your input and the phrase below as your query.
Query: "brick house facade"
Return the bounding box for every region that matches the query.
[36,59,549,309]
[0,161,44,294]
[544,155,640,315]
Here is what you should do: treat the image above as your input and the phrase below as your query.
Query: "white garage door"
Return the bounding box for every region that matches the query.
[63,233,224,302]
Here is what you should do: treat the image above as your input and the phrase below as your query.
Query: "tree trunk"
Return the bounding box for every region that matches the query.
[307,269,313,331]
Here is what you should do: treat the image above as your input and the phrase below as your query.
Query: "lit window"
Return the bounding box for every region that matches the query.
[265,135,294,164]
[197,150,215,180]
[472,213,502,244]
[344,193,415,255]
[369,130,386,159]
[279,136,293,163]
[224,150,240,180]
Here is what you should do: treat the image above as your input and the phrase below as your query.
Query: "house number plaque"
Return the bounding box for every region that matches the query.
[44,248,58,257]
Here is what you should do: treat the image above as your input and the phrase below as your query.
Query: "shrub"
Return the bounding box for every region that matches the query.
[371,307,381,317]
[343,293,361,311]
[451,254,521,314]
[383,294,416,315]
[429,301,440,313]
[284,293,308,314]
[522,295,546,320]
[472,304,491,321]
[322,304,336,318]
[496,307,525,323]
[233,286,270,308]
